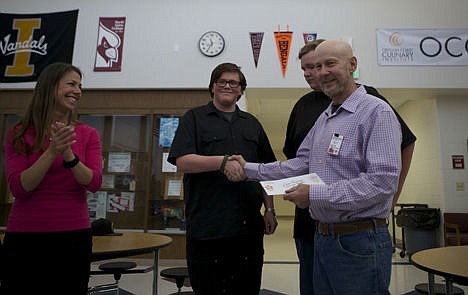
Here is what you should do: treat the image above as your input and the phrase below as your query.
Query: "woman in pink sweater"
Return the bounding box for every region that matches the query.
[0,63,102,294]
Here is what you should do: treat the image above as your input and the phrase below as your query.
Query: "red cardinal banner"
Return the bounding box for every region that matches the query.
[94,17,126,72]
[274,26,293,78]
[249,32,264,68]
[0,10,78,82]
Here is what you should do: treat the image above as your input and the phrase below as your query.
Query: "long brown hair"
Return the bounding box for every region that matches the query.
[11,62,82,154]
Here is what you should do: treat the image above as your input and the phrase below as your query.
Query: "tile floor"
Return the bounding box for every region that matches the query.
[89,217,468,295]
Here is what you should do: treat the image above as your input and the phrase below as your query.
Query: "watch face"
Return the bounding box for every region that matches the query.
[199,31,225,57]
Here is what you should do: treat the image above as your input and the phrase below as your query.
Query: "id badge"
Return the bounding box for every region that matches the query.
[327,133,343,156]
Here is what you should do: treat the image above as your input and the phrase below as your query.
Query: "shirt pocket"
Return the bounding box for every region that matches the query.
[238,132,259,161]
[200,132,228,155]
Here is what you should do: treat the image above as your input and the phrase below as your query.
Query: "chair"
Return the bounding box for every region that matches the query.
[443,213,468,246]
[88,261,137,295]
[160,267,193,295]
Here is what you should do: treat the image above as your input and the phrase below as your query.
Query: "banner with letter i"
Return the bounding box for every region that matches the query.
[0,10,78,82]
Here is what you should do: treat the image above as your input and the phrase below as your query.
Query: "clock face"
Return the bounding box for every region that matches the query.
[198,31,225,57]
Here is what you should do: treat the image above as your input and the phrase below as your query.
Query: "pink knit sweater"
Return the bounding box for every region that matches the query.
[5,123,102,232]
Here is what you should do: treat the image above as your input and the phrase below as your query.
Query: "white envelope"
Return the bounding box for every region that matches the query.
[260,173,325,195]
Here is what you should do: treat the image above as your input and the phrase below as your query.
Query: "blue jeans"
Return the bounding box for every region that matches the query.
[313,224,392,295]
[295,238,315,295]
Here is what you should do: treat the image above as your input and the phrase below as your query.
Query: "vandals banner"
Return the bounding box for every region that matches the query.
[0,10,78,83]
[376,28,468,66]
[94,17,126,72]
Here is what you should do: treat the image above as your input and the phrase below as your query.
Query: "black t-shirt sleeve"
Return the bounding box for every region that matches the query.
[167,110,195,165]
[283,103,300,159]
[364,85,417,149]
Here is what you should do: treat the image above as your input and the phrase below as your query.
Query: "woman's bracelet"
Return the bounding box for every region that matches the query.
[63,153,80,169]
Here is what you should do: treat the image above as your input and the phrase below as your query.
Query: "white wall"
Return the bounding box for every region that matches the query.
[1,0,468,89]
[436,96,468,212]
[397,97,468,213]
[397,99,443,208]
[395,98,468,245]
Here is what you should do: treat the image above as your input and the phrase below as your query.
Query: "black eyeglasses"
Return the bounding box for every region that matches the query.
[215,79,241,88]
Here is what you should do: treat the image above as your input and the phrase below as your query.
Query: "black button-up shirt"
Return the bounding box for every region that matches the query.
[168,101,276,240]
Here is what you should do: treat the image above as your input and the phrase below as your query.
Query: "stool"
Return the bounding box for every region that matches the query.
[415,283,464,295]
[88,261,137,295]
[160,267,193,295]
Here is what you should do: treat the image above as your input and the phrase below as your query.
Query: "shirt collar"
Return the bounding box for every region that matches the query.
[205,101,248,119]
[325,85,366,116]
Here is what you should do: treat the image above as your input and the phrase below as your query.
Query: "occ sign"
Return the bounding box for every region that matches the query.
[377,29,468,65]
[420,36,468,58]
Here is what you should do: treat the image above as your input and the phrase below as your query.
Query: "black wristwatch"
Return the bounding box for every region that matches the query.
[63,153,80,169]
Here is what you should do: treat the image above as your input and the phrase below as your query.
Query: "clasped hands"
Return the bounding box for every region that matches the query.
[223,155,310,209]
[223,155,247,182]
[48,121,76,158]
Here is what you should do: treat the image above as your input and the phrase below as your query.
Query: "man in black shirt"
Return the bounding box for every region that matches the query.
[283,40,416,295]
[168,62,277,295]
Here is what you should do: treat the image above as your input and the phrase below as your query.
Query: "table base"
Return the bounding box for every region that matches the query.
[415,283,464,295]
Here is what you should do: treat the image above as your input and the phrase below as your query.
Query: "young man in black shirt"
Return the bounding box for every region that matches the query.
[168,62,277,295]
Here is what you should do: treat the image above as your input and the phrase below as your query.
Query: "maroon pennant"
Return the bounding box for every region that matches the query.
[249,32,264,68]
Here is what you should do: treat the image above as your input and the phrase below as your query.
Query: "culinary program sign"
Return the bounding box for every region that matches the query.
[376,28,468,66]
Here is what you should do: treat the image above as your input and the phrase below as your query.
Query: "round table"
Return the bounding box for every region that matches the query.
[92,232,172,295]
[410,246,468,295]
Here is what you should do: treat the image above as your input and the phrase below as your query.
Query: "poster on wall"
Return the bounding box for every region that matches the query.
[107,192,134,212]
[108,152,131,173]
[452,155,465,169]
[87,191,107,221]
[159,117,179,147]
[0,10,78,82]
[94,17,126,72]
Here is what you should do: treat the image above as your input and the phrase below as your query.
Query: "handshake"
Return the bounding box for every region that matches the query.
[220,154,311,209]
[221,155,247,182]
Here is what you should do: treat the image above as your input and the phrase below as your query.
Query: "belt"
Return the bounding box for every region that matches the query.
[317,218,387,236]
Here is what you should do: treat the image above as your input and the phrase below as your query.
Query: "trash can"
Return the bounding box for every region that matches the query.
[396,207,440,256]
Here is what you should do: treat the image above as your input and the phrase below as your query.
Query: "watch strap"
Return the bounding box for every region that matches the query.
[63,153,79,169]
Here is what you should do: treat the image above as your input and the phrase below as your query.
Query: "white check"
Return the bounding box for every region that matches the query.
[260,173,325,196]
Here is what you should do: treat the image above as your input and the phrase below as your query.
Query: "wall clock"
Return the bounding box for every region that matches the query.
[198,31,225,57]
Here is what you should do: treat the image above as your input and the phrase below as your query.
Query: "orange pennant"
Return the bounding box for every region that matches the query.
[274,25,293,78]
